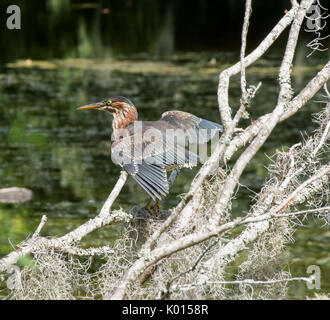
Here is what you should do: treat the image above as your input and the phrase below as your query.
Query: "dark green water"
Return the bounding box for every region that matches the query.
[2,0,318,63]
[0,50,329,299]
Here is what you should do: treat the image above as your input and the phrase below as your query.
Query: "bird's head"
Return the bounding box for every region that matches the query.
[77,96,136,114]
[77,96,138,130]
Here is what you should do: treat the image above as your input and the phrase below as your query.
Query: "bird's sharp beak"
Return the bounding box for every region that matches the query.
[77,103,103,111]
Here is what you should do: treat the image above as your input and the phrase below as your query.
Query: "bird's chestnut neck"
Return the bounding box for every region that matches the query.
[112,103,138,139]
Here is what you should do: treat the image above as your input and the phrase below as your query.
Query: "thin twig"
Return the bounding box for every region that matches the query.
[32,215,48,239]
[175,276,313,292]
[275,164,330,213]
[240,0,252,103]
[160,239,219,299]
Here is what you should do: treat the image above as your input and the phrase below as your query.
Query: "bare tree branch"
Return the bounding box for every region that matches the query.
[0,171,129,274]
[110,163,329,299]
[218,2,299,129]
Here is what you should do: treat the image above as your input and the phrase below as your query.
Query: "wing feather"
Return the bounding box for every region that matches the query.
[124,162,169,200]
[161,111,223,144]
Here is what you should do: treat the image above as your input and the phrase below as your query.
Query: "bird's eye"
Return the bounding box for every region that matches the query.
[107,100,112,106]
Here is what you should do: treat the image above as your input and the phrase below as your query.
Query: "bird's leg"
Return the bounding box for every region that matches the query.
[144,198,160,218]
[145,198,153,215]
[144,169,180,218]
[152,199,161,214]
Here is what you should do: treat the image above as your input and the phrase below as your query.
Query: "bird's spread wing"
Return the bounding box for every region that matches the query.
[111,133,198,200]
[110,112,222,200]
[160,111,223,144]
[111,134,199,168]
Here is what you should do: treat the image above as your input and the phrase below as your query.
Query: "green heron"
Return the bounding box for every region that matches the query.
[78,96,223,216]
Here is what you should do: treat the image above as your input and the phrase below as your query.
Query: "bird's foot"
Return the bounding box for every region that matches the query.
[144,198,160,218]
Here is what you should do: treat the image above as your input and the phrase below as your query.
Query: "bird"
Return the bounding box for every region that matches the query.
[78,96,223,216]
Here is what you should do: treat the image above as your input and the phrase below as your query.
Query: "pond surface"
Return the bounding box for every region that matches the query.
[0,52,329,299]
